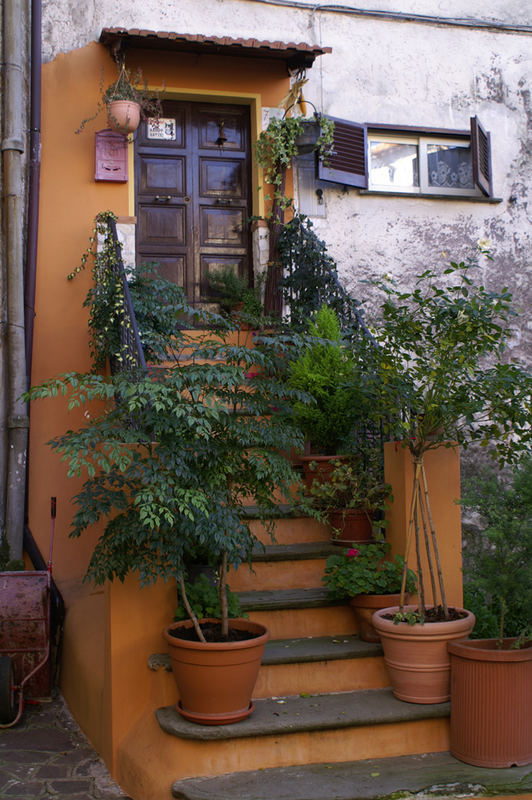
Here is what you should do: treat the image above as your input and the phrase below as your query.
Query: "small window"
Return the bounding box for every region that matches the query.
[318,116,493,198]
[368,134,478,196]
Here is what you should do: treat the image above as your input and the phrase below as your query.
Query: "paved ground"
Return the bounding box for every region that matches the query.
[0,690,130,799]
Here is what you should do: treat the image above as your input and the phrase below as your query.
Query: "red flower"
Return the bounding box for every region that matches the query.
[347,548,360,558]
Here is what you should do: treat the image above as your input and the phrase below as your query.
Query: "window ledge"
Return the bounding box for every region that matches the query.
[358,189,502,203]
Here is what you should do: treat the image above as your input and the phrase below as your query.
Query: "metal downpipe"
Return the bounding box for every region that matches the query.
[2,0,30,559]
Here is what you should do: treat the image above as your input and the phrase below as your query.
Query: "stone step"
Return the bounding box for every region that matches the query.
[149,635,389,699]
[229,542,338,592]
[238,588,356,638]
[170,751,532,800]
[152,688,451,779]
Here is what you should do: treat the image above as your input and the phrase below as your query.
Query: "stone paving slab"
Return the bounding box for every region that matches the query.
[0,689,130,799]
[170,752,532,800]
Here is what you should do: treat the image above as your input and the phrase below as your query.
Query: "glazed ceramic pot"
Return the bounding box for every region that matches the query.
[448,638,532,767]
[371,605,475,703]
[163,618,269,725]
[349,593,406,643]
[107,100,141,134]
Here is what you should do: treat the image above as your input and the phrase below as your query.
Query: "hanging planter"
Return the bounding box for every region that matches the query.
[106,100,141,134]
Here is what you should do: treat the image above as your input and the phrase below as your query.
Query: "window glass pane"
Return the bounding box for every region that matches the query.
[427,144,474,189]
[370,141,419,188]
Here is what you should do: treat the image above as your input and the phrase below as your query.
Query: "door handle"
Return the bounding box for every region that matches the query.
[154,195,171,202]
[215,198,232,206]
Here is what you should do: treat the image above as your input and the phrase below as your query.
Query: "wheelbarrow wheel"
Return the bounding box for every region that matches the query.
[0,656,16,723]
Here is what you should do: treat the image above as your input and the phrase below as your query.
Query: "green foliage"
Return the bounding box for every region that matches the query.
[323,542,416,601]
[288,305,363,453]
[174,573,243,622]
[254,115,334,207]
[461,460,532,645]
[278,214,364,331]
[301,457,391,538]
[366,254,532,465]
[25,300,307,636]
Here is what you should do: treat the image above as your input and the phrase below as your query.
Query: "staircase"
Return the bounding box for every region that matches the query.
[140,511,456,798]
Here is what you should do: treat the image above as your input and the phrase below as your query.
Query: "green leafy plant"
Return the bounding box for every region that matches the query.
[278,213,364,331]
[288,305,362,454]
[27,227,309,643]
[365,250,532,621]
[461,460,532,647]
[174,573,244,623]
[76,64,162,134]
[302,457,391,538]
[323,542,416,601]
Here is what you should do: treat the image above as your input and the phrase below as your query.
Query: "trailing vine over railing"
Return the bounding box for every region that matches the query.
[68,211,146,373]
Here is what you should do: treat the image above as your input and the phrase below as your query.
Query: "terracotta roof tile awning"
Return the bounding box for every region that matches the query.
[99,28,332,70]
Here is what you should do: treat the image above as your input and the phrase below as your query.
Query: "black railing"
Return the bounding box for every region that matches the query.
[105,217,147,374]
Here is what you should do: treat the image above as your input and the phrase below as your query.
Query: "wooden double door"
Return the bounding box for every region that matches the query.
[135,100,252,304]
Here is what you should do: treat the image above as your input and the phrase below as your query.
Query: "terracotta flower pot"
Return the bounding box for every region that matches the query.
[329,508,374,545]
[349,593,406,643]
[299,454,344,493]
[371,605,475,703]
[163,618,269,725]
[448,638,532,767]
[107,100,141,134]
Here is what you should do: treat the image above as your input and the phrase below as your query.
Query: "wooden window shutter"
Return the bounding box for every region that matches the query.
[471,116,492,197]
[317,117,368,188]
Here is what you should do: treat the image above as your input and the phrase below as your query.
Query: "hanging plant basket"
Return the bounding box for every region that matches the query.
[107,100,141,134]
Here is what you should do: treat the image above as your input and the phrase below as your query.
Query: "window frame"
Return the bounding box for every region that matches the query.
[317,116,493,199]
[368,132,481,197]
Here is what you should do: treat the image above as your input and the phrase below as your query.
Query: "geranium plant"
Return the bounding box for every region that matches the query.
[323,542,416,601]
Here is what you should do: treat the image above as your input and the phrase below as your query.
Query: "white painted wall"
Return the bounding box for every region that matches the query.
[42,0,532,361]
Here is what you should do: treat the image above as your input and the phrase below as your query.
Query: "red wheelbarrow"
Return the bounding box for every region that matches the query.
[0,499,57,727]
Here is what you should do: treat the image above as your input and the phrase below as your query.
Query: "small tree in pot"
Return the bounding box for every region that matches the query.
[26,238,307,723]
[365,249,532,702]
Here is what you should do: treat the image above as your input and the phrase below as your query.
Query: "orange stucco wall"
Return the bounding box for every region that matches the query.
[384,441,463,609]
[27,39,291,767]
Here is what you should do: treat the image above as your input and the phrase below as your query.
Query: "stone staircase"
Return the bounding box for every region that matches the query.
[146,512,459,796]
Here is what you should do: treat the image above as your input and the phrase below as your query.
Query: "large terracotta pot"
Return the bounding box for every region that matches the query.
[371,605,475,703]
[448,638,532,767]
[163,618,269,725]
[329,508,374,545]
[106,100,141,133]
[349,593,406,643]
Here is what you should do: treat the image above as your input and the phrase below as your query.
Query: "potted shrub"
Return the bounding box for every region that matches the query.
[447,460,532,767]
[27,226,306,724]
[303,457,391,545]
[205,267,264,329]
[366,249,532,702]
[323,542,416,642]
[288,304,362,486]
[76,64,162,135]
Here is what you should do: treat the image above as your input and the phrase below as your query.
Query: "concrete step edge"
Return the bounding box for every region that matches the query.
[156,688,449,742]
[237,587,343,611]
[170,751,532,800]
[251,541,338,562]
[148,634,382,673]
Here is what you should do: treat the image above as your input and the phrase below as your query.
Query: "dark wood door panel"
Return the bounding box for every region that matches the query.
[135,100,251,304]
[199,158,245,197]
[140,255,186,287]
[200,206,247,248]
[138,155,186,196]
[138,204,186,247]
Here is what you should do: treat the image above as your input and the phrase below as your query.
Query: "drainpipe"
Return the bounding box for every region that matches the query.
[2,0,30,559]
[25,0,42,382]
